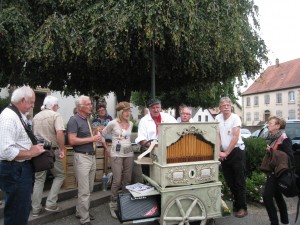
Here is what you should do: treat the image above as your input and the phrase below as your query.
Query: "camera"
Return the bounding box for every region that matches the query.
[36,138,52,151]
[116,143,121,152]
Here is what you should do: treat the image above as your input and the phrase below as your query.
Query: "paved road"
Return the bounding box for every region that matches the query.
[43,197,299,225]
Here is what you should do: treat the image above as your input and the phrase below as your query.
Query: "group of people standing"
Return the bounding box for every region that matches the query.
[0,86,294,225]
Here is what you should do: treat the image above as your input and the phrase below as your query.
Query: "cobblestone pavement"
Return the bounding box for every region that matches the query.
[43,197,299,225]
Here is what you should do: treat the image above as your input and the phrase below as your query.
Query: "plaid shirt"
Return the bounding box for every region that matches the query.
[0,108,32,161]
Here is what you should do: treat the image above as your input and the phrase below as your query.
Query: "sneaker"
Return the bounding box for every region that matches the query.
[32,208,45,217]
[45,205,62,212]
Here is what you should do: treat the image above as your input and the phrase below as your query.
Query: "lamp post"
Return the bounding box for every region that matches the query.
[151,44,156,99]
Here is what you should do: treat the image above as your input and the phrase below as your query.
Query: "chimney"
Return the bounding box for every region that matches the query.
[276,58,279,67]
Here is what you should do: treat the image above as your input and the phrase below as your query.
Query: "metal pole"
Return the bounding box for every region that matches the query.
[151,44,156,99]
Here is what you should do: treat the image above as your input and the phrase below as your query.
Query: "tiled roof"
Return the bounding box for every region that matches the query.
[242,58,300,95]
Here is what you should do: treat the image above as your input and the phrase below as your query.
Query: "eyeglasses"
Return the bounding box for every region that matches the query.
[181,113,191,115]
[80,103,92,106]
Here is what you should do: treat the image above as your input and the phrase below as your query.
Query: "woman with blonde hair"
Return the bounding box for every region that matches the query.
[101,101,134,218]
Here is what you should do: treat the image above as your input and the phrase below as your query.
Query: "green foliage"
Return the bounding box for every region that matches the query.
[1,0,268,106]
[246,171,266,203]
[0,97,10,113]
[220,137,268,204]
[244,137,268,176]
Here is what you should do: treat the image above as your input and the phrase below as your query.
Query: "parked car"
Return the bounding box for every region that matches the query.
[251,129,260,137]
[241,128,251,138]
[257,120,300,145]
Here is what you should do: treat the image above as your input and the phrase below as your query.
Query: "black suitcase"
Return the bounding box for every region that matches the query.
[117,192,160,222]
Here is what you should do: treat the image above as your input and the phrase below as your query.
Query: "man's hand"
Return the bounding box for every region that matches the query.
[30,144,45,157]
[59,150,65,159]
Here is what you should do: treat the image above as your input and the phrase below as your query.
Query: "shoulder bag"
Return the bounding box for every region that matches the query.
[8,104,55,172]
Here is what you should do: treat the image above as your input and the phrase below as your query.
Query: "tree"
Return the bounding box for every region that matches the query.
[0,0,268,108]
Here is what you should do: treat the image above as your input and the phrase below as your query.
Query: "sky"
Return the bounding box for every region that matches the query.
[254,0,300,67]
[239,0,300,95]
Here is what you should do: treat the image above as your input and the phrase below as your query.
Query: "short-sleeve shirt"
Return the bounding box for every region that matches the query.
[67,114,94,153]
[32,109,65,148]
[215,113,244,151]
[102,119,133,157]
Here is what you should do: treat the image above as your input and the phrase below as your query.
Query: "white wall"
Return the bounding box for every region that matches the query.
[192,108,215,122]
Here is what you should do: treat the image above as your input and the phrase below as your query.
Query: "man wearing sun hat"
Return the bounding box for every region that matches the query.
[136,99,177,146]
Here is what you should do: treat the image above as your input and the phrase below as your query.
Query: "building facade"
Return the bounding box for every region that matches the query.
[242,58,300,126]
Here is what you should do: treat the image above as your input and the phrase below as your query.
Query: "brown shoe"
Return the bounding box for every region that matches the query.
[235,209,248,218]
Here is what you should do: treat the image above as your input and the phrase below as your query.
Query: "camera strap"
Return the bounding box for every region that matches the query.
[7,104,37,145]
[87,119,96,150]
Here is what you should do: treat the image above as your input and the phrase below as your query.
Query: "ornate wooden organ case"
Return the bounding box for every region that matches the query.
[149,123,220,188]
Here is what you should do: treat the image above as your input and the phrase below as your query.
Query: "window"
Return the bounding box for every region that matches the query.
[205,115,208,122]
[254,112,259,121]
[288,110,296,119]
[246,97,251,106]
[276,110,283,117]
[254,96,259,106]
[246,112,251,122]
[276,93,282,103]
[289,91,295,102]
[264,94,270,104]
[198,115,201,122]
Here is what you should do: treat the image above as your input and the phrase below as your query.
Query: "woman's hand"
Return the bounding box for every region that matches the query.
[266,144,272,152]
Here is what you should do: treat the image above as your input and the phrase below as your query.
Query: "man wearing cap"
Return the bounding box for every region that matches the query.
[136,98,177,147]
[31,95,65,217]
[101,101,134,218]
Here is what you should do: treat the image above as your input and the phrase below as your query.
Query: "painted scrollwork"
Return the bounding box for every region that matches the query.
[177,125,207,136]
[207,187,219,211]
[195,165,216,183]
[166,167,189,185]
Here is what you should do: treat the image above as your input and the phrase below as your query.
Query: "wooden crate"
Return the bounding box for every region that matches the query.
[63,173,77,189]
[95,169,104,182]
[96,158,104,169]
[96,147,104,158]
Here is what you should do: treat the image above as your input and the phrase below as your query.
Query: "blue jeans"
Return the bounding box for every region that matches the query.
[0,161,33,225]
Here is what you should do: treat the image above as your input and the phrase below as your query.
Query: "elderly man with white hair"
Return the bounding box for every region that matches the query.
[31,95,65,216]
[67,95,104,225]
[0,86,45,225]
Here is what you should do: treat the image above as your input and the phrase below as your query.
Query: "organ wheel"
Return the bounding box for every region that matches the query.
[161,194,207,225]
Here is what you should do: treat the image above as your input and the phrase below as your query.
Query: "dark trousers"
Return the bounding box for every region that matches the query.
[221,147,247,210]
[0,161,33,225]
[263,174,289,225]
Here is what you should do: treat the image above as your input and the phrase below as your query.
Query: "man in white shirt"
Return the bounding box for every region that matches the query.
[135,99,177,176]
[215,97,247,218]
[0,86,44,225]
[136,99,177,146]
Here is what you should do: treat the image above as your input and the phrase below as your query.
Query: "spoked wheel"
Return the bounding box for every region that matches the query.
[161,194,207,225]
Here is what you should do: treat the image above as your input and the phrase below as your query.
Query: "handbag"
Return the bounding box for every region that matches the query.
[259,151,273,173]
[8,104,55,172]
[276,158,299,198]
[31,150,55,172]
